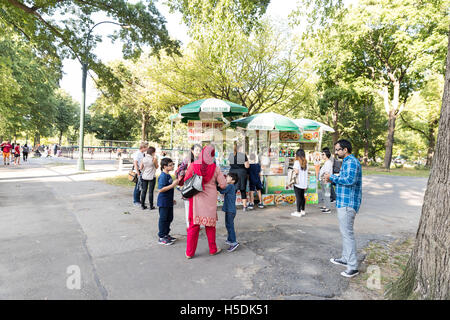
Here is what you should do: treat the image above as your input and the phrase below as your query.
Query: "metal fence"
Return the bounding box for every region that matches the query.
[60,146,136,160]
[60,146,189,164]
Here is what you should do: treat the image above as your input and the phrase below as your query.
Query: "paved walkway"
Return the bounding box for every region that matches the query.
[0,158,427,299]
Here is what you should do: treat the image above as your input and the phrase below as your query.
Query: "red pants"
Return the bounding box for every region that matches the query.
[185,201,218,257]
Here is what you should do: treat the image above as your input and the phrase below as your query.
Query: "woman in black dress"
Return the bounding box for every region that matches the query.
[228,142,250,211]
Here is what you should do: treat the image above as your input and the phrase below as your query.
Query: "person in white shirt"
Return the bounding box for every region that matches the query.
[291,149,308,217]
[318,148,333,213]
[140,146,158,210]
[132,142,149,206]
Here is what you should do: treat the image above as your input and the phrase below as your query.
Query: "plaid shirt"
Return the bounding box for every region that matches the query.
[329,154,362,212]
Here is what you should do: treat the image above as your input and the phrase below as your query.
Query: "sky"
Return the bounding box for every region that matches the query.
[59,0,303,106]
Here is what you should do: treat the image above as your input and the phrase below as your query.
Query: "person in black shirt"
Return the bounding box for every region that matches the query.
[228,142,250,211]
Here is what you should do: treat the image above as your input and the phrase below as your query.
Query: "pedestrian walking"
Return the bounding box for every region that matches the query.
[184,145,227,259]
[1,141,12,165]
[324,139,362,278]
[14,143,21,165]
[291,149,308,217]
[140,146,158,210]
[22,144,29,162]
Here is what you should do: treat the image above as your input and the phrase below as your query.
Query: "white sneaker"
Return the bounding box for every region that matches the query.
[291,212,302,217]
[300,210,306,216]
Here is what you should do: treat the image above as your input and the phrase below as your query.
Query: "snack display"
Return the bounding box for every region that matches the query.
[280,131,301,141]
[269,164,284,175]
[303,132,313,140]
[285,195,296,204]
[262,194,275,205]
[305,192,318,204]
[274,194,286,205]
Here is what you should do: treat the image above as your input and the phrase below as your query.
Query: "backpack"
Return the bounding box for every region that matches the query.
[332,158,342,174]
[23,146,28,153]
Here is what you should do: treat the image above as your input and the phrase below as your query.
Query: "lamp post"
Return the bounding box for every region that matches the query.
[78,21,130,171]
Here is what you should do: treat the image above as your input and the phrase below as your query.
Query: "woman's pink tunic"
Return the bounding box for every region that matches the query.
[189,165,227,227]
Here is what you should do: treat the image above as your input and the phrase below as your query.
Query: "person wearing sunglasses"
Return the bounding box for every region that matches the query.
[324,139,362,278]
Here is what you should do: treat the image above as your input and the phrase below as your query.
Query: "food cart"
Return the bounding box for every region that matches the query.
[230,115,333,207]
[171,98,249,206]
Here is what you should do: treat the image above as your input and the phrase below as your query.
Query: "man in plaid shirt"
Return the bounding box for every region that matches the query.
[324,139,362,278]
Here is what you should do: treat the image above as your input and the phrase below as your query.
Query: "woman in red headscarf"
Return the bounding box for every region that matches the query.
[183,144,227,258]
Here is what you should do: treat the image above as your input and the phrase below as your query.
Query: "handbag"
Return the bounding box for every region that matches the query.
[181,173,203,198]
[128,170,138,183]
[286,166,297,187]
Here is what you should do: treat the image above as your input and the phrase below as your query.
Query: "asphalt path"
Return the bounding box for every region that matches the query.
[0,158,427,299]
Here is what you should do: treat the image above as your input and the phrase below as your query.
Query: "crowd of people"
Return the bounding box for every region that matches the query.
[1,141,30,165]
[130,139,362,278]
[0,141,62,165]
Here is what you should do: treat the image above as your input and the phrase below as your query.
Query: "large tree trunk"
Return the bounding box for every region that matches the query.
[59,130,63,146]
[383,110,396,170]
[363,99,372,166]
[425,129,435,168]
[388,30,450,300]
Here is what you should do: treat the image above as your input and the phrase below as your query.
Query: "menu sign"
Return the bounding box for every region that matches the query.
[187,120,224,143]
[279,130,320,143]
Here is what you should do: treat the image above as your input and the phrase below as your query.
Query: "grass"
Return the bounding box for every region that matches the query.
[350,237,415,299]
[99,173,176,188]
[100,174,134,187]
[362,167,430,177]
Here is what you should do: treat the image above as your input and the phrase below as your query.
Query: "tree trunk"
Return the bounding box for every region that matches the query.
[141,112,149,142]
[59,130,63,146]
[34,133,40,146]
[388,30,450,300]
[383,110,396,170]
[425,128,435,168]
[363,99,372,166]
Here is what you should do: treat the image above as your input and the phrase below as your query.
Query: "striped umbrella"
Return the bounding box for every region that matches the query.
[179,98,248,123]
[230,112,301,131]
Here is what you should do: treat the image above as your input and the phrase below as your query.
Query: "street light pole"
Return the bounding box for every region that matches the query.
[77,21,130,171]
[77,62,88,171]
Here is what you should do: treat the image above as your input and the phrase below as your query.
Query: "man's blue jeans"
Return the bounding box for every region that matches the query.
[337,207,358,271]
[225,212,237,245]
[133,179,141,204]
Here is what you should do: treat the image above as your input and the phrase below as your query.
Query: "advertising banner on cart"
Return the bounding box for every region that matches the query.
[263,175,318,205]
[277,130,320,143]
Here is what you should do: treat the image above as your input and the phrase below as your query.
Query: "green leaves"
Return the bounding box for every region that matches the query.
[1,0,181,94]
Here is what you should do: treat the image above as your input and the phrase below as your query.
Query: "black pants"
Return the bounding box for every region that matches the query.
[141,178,156,208]
[294,186,306,212]
[330,183,336,201]
[23,152,28,161]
